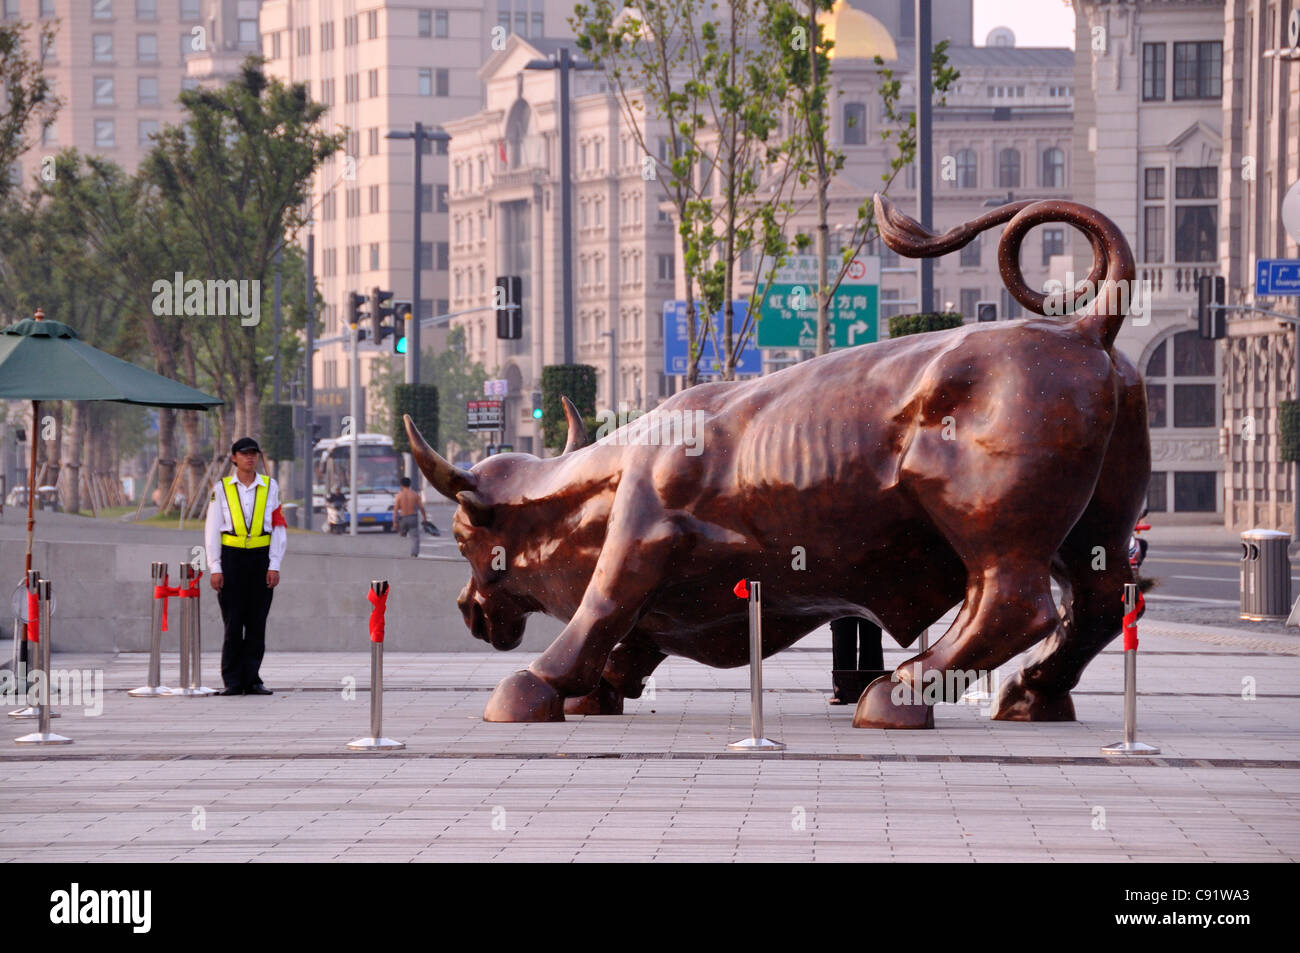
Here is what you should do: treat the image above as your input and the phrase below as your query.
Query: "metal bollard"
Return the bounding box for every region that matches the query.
[129,562,173,697]
[348,580,403,750]
[9,569,56,720]
[15,577,71,745]
[166,564,214,696]
[728,579,784,752]
[1102,583,1159,755]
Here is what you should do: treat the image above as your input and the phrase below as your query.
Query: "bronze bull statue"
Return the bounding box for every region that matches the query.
[404,195,1150,727]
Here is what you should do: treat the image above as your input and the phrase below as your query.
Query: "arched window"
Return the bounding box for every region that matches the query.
[1143,330,1217,512]
[1041,147,1065,187]
[955,148,977,188]
[997,148,1020,188]
[504,98,531,170]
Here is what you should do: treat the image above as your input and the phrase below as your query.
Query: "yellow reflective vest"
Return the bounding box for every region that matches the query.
[220,475,270,549]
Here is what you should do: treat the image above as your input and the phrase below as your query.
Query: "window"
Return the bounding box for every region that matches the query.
[418,69,432,96]
[1173,41,1222,100]
[94,77,115,105]
[137,76,158,105]
[138,119,159,145]
[369,243,380,270]
[658,254,675,282]
[420,184,433,213]
[1042,227,1064,265]
[180,0,199,19]
[94,119,115,148]
[181,77,198,92]
[436,242,449,270]
[41,122,57,147]
[271,32,281,59]
[1143,207,1165,263]
[435,9,449,36]
[1174,205,1216,261]
[1144,167,1165,200]
[367,127,378,155]
[239,19,257,45]
[136,0,156,19]
[1142,43,1165,100]
[320,21,334,51]
[419,242,433,270]
[368,70,378,97]
[436,69,449,97]
[843,102,866,145]
[960,288,980,317]
[40,0,56,18]
[1175,166,1216,199]
[997,148,1020,188]
[92,0,112,19]
[137,33,158,62]
[954,148,976,188]
[1173,472,1216,512]
[1144,331,1216,430]
[93,34,113,62]
[1040,147,1065,188]
[369,185,379,213]
[1147,471,1168,512]
[436,184,448,212]
[367,10,378,39]
[419,10,432,36]
[1000,287,1022,319]
[344,14,358,46]
[960,235,980,267]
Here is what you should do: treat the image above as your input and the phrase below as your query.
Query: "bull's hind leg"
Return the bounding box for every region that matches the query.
[563,632,666,716]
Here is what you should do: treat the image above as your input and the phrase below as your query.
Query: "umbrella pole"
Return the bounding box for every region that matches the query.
[26,400,37,575]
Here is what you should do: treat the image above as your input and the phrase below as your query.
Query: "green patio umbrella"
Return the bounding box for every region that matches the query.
[0,309,223,575]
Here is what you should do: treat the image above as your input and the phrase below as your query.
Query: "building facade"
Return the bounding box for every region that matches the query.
[259,0,573,437]
[1073,0,1226,517]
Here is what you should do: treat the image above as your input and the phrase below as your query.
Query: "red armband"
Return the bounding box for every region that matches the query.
[271,505,286,528]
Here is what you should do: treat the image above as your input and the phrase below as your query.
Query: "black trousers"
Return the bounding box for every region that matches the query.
[831,616,884,671]
[217,545,273,689]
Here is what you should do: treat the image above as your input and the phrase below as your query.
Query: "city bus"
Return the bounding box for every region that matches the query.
[311,433,401,531]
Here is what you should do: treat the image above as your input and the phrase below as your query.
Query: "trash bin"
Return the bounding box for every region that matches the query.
[1241,529,1291,621]
[282,502,300,528]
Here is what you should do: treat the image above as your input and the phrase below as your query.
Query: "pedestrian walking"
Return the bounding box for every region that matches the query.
[392,477,430,557]
[204,437,287,695]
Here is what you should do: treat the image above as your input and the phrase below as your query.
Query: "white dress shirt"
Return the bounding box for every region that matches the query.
[204,473,287,574]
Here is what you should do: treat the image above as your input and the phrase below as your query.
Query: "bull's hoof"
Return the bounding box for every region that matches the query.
[563,679,625,716]
[990,672,1076,722]
[852,675,935,729]
[484,670,566,723]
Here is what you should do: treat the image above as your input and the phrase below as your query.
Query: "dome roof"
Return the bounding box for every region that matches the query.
[819,0,898,62]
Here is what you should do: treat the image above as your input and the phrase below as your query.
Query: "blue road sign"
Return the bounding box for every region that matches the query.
[1256,259,1300,296]
[662,301,762,377]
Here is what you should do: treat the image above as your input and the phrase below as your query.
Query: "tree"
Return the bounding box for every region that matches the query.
[0,19,60,203]
[424,326,490,459]
[143,57,345,441]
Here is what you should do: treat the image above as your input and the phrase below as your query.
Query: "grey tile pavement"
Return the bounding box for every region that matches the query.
[1,623,1297,861]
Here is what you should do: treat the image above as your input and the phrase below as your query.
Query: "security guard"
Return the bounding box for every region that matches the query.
[203,437,287,695]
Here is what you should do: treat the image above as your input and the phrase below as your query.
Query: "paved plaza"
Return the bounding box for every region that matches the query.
[2,618,1297,862]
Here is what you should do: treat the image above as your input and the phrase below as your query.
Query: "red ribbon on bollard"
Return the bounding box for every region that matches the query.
[367,587,388,643]
[25,586,38,643]
[153,575,182,632]
[179,571,203,599]
[1121,591,1145,651]
[733,578,749,599]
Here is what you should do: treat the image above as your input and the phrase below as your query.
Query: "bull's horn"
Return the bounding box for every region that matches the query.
[404,414,476,498]
[561,395,588,454]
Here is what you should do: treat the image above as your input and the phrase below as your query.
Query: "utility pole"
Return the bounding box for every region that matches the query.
[301,228,315,530]
[385,123,451,482]
[916,0,934,314]
[525,49,596,365]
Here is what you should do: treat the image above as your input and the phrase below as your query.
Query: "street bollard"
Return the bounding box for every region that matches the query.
[348,581,403,750]
[727,579,784,752]
[1102,583,1159,756]
[129,562,174,697]
[9,569,56,720]
[15,577,71,745]
[166,564,215,696]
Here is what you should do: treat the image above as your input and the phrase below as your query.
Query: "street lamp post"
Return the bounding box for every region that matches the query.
[525,48,596,366]
[386,123,451,483]
[916,0,934,315]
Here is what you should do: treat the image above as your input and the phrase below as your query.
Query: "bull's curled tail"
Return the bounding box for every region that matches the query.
[873,193,1136,351]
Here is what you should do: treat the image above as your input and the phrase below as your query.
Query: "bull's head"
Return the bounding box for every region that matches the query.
[403,397,589,650]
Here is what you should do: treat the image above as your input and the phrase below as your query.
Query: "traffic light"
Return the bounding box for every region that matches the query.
[495,275,522,339]
[1198,274,1225,340]
[370,287,395,346]
[347,290,366,330]
[531,390,543,420]
[393,300,412,353]
[975,300,998,322]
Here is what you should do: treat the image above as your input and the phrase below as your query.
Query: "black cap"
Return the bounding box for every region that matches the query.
[231,437,260,455]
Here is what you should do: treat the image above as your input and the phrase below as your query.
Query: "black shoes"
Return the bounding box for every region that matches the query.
[218,686,243,696]
[246,684,273,695]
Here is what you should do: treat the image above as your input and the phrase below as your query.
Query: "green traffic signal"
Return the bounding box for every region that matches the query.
[395,336,407,354]
[532,407,543,419]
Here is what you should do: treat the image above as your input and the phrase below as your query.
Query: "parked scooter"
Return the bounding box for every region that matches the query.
[325,488,348,535]
[1128,510,1151,570]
